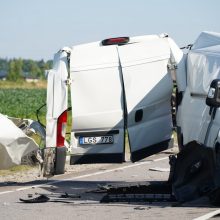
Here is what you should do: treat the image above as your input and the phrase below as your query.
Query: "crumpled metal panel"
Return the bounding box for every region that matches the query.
[0,114,38,169]
[172,141,215,202]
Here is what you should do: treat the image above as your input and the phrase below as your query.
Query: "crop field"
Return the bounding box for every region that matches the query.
[0,81,47,124]
[0,88,46,120]
[0,81,72,134]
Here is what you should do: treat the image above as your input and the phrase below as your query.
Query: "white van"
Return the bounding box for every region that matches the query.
[45,32,220,175]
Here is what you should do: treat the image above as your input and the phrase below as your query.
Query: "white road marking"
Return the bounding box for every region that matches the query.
[0,156,168,195]
[193,209,220,220]
[153,157,169,162]
[16,187,33,191]
[0,191,13,195]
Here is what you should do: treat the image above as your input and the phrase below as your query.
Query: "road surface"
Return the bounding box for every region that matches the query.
[0,151,219,220]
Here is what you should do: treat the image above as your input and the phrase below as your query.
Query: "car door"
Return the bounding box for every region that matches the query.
[118,38,173,162]
[70,44,126,164]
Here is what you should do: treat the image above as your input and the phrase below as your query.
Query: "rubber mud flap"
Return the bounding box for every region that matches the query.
[172,141,215,202]
[55,146,66,175]
[42,147,66,177]
[42,148,56,178]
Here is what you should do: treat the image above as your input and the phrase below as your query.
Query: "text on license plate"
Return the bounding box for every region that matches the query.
[79,136,114,145]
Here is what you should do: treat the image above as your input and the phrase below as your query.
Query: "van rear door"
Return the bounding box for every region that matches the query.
[118,38,173,162]
[69,37,174,164]
[70,44,125,164]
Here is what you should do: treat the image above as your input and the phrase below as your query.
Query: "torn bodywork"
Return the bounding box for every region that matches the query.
[0,114,44,169]
[19,192,80,203]
[171,141,216,202]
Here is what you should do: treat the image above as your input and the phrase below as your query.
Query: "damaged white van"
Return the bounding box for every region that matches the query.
[45,32,220,179]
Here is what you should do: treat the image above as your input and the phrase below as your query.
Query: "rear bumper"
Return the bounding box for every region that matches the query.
[70,153,124,164]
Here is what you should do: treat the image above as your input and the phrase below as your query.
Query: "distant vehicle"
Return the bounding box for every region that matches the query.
[0,70,7,80]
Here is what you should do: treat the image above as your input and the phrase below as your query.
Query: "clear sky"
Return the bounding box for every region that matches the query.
[0,0,219,60]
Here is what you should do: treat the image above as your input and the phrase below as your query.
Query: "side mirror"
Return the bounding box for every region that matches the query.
[206,79,220,108]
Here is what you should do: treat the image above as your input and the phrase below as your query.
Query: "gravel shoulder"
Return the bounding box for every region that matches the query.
[0,162,114,184]
[0,147,178,184]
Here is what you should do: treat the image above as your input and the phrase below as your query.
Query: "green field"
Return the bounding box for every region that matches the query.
[0,88,46,121]
[0,80,72,135]
[0,81,47,125]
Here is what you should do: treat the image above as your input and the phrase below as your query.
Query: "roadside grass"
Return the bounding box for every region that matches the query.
[0,165,33,176]
[0,87,46,123]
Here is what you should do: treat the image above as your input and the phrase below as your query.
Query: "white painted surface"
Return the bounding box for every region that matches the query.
[119,39,173,154]
[193,209,220,220]
[46,50,68,148]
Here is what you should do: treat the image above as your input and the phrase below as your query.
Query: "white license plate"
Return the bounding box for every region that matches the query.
[79,136,114,145]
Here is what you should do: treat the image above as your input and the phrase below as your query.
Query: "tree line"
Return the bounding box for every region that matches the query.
[0,58,52,81]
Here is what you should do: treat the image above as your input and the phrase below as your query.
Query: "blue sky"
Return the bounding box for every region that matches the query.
[0,0,219,60]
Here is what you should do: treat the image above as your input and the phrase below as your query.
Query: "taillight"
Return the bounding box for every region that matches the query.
[56,110,67,147]
[102,37,129,46]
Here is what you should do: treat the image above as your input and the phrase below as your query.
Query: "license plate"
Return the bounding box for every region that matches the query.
[79,136,114,145]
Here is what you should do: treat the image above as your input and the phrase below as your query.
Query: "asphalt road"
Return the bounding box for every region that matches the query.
[0,152,220,220]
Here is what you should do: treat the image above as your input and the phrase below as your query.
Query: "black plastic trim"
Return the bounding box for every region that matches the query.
[130,139,170,162]
[190,93,207,98]
[70,153,124,164]
[176,91,183,107]
[177,126,183,151]
[74,129,119,137]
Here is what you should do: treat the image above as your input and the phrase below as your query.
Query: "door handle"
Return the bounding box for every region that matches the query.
[135,109,143,122]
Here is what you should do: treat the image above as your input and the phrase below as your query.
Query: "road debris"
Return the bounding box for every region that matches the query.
[19,192,81,203]
[97,181,176,203]
[20,194,49,203]
[134,206,149,210]
[149,167,170,172]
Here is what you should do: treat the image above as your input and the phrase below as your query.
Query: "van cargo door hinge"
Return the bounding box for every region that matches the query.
[65,78,72,85]
[167,63,178,70]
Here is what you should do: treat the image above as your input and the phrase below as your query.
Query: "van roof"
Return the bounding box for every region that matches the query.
[70,34,171,72]
[71,34,161,49]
